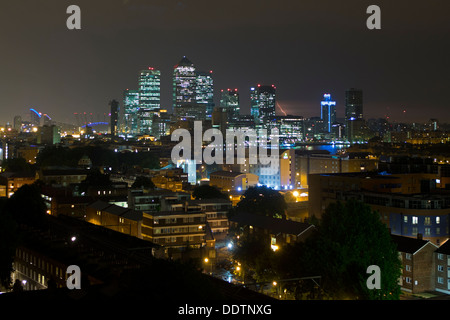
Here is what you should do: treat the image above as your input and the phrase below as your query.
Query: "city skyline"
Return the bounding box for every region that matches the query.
[1,0,449,125]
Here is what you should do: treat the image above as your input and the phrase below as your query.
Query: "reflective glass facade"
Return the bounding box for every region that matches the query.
[173,57,197,109]
[138,68,161,135]
[250,84,276,126]
[196,71,215,118]
[220,88,240,122]
[122,89,140,136]
[139,68,161,111]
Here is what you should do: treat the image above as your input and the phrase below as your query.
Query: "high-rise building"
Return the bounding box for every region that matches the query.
[13,116,22,132]
[220,88,240,123]
[173,56,197,110]
[196,70,215,118]
[250,84,276,125]
[109,99,119,136]
[345,88,363,121]
[320,93,336,133]
[137,68,161,136]
[139,68,161,111]
[345,88,363,142]
[121,89,140,136]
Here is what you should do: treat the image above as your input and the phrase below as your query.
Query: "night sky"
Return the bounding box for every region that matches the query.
[0,0,449,126]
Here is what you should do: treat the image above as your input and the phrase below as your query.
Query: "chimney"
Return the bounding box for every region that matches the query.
[417,233,423,240]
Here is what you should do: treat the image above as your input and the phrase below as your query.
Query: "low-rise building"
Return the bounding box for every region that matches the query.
[209,171,258,192]
[0,171,36,198]
[141,210,207,249]
[435,240,450,294]
[36,168,88,187]
[391,234,438,294]
[189,198,232,240]
[229,211,316,251]
[86,200,142,238]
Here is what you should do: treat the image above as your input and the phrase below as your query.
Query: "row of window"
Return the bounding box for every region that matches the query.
[154,225,204,234]
[402,226,448,236]
[154,235,203,244]
[403,216,441,225]
[154,217,205,224]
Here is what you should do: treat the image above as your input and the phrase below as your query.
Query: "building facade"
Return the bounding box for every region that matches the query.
[220,88,240,123]
[250,85,276,126]
[320,94,336,133]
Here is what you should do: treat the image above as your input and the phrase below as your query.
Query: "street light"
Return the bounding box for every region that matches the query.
[204,257,212,274]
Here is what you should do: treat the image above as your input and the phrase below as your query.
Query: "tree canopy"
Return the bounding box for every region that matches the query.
[278,200,402,300]
[132,176,156,189]
[0,183,48,289]
[192,185,227,200]
[0,197,19,289]
[235,186,287,219]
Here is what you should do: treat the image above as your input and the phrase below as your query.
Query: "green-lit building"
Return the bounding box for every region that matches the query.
[138,68,161,135]
[121,89,140,136]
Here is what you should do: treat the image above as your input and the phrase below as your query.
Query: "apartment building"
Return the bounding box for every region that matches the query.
[391,234,438,294]
[435,240,450,294]
[86,200,142,238]
[189,198,232,240]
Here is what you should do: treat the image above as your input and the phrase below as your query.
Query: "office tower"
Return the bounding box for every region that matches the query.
[109,99,119,136]
[37,125,61,145]
[320,93,337,133]
[139,67,161,111]
[137,67,161,135]
[151,110,172,139]
[345,88,364,142]
[13,116,22,132]
[173,56,197,110]
[42,114,52,126]
[278,115,304,143]
[196,70,215,118]
[250,84,276,125]
[122,89,140,136]
[220,88,240,123]
[345,88,363,121]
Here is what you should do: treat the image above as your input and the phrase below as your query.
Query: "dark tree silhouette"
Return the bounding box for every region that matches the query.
[235,186,287,219]
[192,185,227,200]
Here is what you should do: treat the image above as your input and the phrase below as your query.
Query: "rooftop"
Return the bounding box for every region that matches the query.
[230,211,315,236]
[390,234,437,254]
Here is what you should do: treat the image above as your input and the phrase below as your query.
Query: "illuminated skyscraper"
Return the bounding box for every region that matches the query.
[173,56,197,110]
[196,70,215,118]
[121,89,140,136]
[250,85,276,125]
[345,88,363,121]
[138,67,161,135]
[320,93,336,133]
[139,68,161,110]
[345,88,363,141]
[220,88,240,122]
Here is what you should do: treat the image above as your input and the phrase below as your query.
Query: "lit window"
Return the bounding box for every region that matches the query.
[412,216,418,224]
[436,217,440,224]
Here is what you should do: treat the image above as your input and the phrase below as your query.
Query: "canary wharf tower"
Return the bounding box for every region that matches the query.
[173,56,197,109]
